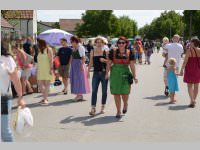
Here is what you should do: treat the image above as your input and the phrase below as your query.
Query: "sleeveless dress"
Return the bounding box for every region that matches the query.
[167,69,179,93]
[109,49,134,95]
[184,48,200,83]
[70,48,90,94]
[37,49,53,81]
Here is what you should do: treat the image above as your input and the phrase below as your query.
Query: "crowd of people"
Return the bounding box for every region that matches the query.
[1,33,200,142]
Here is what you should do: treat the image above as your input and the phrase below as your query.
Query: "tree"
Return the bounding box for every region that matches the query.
[75,10,137,38]
[138,11,184,40]
[52,22,60,29]
[116,16,137,38]
[76,10,120,37]
[183,10,200,39]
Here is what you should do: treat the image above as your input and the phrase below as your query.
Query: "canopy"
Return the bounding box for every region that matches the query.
[38,29,73,46]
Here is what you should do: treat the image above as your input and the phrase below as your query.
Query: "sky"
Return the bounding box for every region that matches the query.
[37,10,183,28]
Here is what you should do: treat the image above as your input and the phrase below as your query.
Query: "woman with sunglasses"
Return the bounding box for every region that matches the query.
[70,36,90,101]
[106,36,138,118]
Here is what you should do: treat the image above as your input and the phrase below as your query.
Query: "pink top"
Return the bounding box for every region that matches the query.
[16,54,32,69]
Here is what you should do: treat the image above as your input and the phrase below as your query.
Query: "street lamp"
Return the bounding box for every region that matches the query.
[189,11,192,39]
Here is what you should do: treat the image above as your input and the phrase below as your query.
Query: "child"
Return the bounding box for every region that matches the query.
[162,37,169,68]
[167,58,179,104]
[162,37,169,96]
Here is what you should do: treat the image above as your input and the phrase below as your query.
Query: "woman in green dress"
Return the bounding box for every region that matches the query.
[106,36,138,118]
[37,39,54,105]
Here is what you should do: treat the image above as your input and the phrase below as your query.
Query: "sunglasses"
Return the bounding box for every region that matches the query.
[117,42,126,45]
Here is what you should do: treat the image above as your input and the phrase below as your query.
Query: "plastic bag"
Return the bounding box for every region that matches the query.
[14,107,34,134]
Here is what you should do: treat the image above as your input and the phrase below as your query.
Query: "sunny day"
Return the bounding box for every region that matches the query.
[1,10,200,142]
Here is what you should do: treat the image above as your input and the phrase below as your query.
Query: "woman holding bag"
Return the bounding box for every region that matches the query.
[1,43,25,142]
[37,39,54,105]
[106,36,138,118]
[180,37,200,108]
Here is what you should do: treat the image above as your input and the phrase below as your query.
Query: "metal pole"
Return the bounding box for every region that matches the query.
[170,25,171,40]
[189,12,192,39]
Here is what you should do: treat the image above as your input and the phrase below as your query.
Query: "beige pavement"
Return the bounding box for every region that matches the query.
[12,52,200,142]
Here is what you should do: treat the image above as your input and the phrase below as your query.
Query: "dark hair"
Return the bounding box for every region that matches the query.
[117,36,129,48]
[38,39,47,54]
[191,37,200,47]
[70,36,80,44]
[60,38,67,42]
[1,42,11,57]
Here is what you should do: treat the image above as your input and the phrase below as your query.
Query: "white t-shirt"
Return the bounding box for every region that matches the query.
[165,43,184,68]
[0,56,16,94]
[103,45,110,51]
[78,44,86,57]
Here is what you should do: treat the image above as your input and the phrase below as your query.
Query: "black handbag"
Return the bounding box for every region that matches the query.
[127,73,133,85]
[1,82,12,115]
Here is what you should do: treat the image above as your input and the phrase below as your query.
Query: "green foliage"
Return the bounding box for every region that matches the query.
[52,22,60,29]
[183,10,200,38]
[139,11,184,40]
[75,10,137,38]
[116,16,137,38]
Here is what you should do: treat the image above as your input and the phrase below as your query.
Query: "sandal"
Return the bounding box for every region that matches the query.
[89,107,96,116]
[116,112,121,119]
[40,100,49,105]
[169,100,176,104]
[100,105,105,114]
[122,104,128,114]
[188,101,196,108]
[38,99,45,104]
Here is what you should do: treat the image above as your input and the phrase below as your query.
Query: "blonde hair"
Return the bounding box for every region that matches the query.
[168,58,176,67]
[163,37,169,43]
[94,36,105,44]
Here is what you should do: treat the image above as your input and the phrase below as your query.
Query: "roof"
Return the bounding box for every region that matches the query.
[1,17,14,28]
[38,21,56,28]
[59,19,83,32]
[4,10,33,19]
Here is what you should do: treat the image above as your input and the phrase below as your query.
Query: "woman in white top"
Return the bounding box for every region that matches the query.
[1,43,25,142]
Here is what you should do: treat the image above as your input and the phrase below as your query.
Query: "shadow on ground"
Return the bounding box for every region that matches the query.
[144,95,168,100]
[60,115,123,126]
[12,99,86,110]
[34,92,60,98]
[155,102,171,106]
[168,105,189,111]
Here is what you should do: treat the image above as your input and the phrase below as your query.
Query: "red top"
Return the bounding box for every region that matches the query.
[16,54,32,69]
[113,49,131,64]
[184,48,200,83]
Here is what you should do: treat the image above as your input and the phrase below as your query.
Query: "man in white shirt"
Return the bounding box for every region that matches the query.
[165,34,184,69]
[163,34,183,96]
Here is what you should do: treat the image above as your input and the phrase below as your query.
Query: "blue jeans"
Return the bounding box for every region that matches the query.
[1,100,14,142]
[91,72,108,107]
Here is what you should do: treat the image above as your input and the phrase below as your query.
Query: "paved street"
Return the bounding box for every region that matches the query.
[12,51,200,142]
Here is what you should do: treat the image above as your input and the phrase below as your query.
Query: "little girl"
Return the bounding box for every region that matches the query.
[167,58,179,104]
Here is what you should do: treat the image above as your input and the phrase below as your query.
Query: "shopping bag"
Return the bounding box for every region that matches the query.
[54,56,60,69]
[14,107,34,134]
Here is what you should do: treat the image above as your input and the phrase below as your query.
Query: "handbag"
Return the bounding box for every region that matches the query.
[54,56,60,69]
[127,73,133,85]
[1,82,12,115]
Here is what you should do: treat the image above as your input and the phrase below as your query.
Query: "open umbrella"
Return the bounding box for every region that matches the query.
[38,29,73,46]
